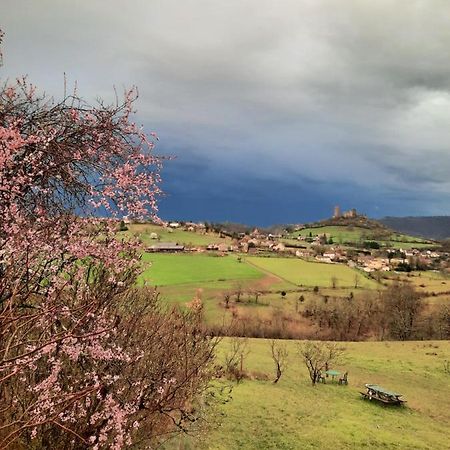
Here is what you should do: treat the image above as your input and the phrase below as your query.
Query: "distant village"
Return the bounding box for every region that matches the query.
[123,206,449,274]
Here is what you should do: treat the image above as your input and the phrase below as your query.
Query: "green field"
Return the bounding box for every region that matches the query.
[384,241,438,249]
[136,253,380,324]
[292,226,435,249]
[385,271,450,294]
[294,225,373,243]
[136,253,298,323]
[383,271,450,309]
[171,339,450,450]
[136,248,450,449]
[135,252,448,327]
[122,223,232,247]
[247,256,378,289]
[138,253,263,287]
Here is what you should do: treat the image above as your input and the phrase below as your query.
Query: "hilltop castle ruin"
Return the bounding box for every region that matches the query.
[333,206,358,219]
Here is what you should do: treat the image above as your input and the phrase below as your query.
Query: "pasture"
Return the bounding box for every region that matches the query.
[137,253,297,322]
[291,225,435,249]
[172,339,450,450]
[246,256,378,289]
[136,253,449,327]
[122,223,232,247]
[384,271,450,295]
[294,225,374,243]
[138,253,262,287]
[383,271,450,310]
[136,253,381,323]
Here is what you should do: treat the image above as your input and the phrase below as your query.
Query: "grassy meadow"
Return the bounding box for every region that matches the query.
[136,251,450,325]
[383,271,450,312]
[137,253,296,322]
[246,256,378,289]
[172,339,450,450]
[293,225,373,243]
[122,223,233,247]
[384,271,450,295]
[291,225,436,249]
[138,253,262,287]
[136,252,383,324]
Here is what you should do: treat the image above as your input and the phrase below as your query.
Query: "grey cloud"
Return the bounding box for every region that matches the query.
[2,0,450,214]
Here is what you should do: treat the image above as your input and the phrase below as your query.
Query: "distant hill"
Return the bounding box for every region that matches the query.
[380,216,450,240]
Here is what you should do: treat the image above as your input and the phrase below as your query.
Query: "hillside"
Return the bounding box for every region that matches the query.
[380,216,450,240]
[289,224,435,249]
[171,339,450,450]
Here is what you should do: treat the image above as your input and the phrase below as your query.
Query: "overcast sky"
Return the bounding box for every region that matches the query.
[2,0,450,225]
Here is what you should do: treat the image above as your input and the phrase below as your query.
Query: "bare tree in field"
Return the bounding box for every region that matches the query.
[223,291,231,309]
[224,337,249,383]
[269,340,289,383]
[299,341,345,385]
[354,273,360,289]
[234,283,243,303]
[437,305,450,339]
[382,282,423,340]
[331,276,338,289]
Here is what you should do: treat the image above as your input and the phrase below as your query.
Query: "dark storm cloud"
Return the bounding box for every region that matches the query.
[2,0,450,221]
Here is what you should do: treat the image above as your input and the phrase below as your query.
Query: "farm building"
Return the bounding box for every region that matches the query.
[148,242,185,252]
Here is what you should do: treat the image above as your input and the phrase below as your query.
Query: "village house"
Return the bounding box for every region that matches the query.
[183,221,206,232]
[362,257,390,272]
[316,255,333,263]
[389,257,406,267]
[273,242,286,252]
[206,243,231,252]
[239,242,249,253]
[217,243,230,252]
[357,255,390,271]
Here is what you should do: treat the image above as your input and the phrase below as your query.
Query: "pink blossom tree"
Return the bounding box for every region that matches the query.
[0,31,215,449]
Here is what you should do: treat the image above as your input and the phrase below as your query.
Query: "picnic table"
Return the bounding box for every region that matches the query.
[360,384,406,406]
[325,370,340,381]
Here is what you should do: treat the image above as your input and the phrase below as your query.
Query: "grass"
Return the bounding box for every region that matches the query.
[246,256,379,289]
[382,271,450,309]
[171,339,450,450]
[138,253,263,287]
[135,251,448,325]
[121,223,233,247]
[292,226,436,249]
[384,241,437,249]
[135,253,380,323]
[384,271,450,295]
[294,225,375,243]
[136,253,301,323]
